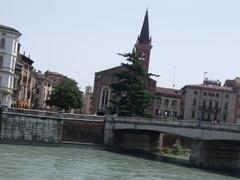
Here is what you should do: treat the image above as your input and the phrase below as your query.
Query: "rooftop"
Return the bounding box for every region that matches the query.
[182,84,233,91]
[0,24,21,36]
[18,53,34,65]
[155,87,181,98]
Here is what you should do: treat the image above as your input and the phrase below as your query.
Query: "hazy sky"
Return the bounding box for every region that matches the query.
[1,0,240,91]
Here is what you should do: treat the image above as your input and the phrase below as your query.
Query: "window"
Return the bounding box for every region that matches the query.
[164,99,169,107]
[194,91,198,95]
[172,100,177,108]
[204,92,207,96]
[223,113,227,122]
[216,93,219,98]
[0,38,5,49]
[100,86,110,109]
[203,100,206,109]
[224,103,228,110]
[192,111,195,119]
[164,110,169,117]
[173,111,177,118]
[209,101,212,109]
[0,76,2,86]
[0,55,3,67]
[155,109,161,116]
[193,99,197,106]
[156,98,161,107]
[11,77,14,88]
[208,92,215,97]
[13,42,17,53]
[225,94,229,98]
[139,51,146,60]
[215,102,218,110]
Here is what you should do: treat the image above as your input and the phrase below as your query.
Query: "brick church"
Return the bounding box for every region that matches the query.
[91,10,157,115]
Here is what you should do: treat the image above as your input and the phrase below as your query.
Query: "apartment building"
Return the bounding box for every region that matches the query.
[0,25,21,107]
[181,79,236,123]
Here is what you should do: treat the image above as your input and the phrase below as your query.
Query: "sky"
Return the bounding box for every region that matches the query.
[1,0,240,91]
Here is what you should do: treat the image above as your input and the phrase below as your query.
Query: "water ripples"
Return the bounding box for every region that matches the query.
[0,144,239,180]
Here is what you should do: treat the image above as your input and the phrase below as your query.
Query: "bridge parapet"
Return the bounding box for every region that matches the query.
[63,113,104,122]
[108,116,240,133]
[3,107,62,119]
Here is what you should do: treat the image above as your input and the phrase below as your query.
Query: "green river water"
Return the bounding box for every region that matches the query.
[0,144,239,180]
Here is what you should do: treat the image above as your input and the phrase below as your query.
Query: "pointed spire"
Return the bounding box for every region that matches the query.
[138,9,150,44]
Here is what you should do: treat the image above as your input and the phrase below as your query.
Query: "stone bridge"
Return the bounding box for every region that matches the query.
[1,108,240,171]
[104,116,240,141]
[104,116,240,171]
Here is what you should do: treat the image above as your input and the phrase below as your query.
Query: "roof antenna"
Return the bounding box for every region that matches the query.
[203,72,208,82]
[173,66,176,88]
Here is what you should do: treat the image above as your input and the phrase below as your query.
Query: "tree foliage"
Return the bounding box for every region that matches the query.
[110,52,158,117]
[46,77,83,112]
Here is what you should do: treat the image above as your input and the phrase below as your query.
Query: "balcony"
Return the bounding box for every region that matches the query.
[199,106,221,112]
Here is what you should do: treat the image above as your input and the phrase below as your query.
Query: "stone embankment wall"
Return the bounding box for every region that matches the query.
[0,108,105,145]
[0,108,63,145]
[62,114,105,144]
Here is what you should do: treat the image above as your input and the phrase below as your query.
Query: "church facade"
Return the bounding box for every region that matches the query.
[91,10,157,115]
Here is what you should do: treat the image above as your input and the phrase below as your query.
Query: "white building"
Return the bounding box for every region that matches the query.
[181,79,236,124]
[0,25,21,107]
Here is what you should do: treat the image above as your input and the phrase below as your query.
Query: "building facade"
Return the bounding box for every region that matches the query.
[32,70,64,109]
[0,25,21,107]
[154,87,181,119]
[181,79,236,123]
[224,77,240,124]
[91,10,156,115]
[12,53,35,108]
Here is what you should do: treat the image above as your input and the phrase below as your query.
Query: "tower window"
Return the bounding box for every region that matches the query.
[139,51,146,60]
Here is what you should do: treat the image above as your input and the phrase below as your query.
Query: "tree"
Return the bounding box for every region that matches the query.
[110,52,158,117]
[46,77,83,112]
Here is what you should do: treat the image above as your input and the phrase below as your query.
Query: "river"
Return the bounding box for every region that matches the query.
[0,144,239,180]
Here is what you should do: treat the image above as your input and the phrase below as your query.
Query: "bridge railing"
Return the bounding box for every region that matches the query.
[110,116,240,132]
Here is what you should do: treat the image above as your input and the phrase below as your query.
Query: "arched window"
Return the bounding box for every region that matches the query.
[164,99,169,107]
[100,86,111,109]
[172,100,177,108]
[156,98,161,107]
[0,38,5,49]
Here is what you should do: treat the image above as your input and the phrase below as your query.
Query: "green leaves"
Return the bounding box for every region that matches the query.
[110,52,155,117]
[46,77,83,112]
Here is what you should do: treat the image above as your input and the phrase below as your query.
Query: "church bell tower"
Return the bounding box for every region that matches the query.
[135,10,152,72]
